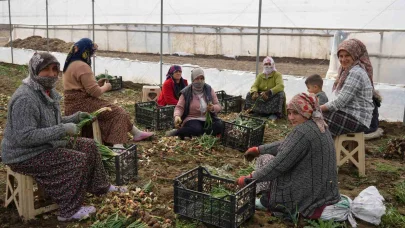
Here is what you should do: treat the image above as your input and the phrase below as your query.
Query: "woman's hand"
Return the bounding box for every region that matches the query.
[252,92,259,101]
[101,81,112,93]
[97,78,108,87]
[63,123,79,136]
[320,104,328,112]
[236,174,254,188]
[79,112,94,121]
[260,92,269,101]
[207,103,215,112]
[244,147,260,161]
[174,116,182,128]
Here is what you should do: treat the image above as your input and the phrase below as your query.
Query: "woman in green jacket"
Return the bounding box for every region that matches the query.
[245,56,286,120]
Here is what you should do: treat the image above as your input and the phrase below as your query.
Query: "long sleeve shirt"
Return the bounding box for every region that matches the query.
[174,87,221,125]
[253,120,340,217]
[250,71,284,95]
[325,65,374,127]
[63,61,104,97]
[1,83,79,164]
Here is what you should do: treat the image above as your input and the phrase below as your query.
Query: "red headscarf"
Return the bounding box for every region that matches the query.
[333,39,373,92]
[287,93,327,133]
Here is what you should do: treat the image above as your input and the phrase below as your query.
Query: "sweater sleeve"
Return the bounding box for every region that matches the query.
[162,80,179,105]
[11,97,67,147]
[210,88,222,113]
[174,94,185,118]
[270,72,284,94]
[258,140,284,156]
[76,64,103,98]
[325,71,362,112]
[252,129,309,182]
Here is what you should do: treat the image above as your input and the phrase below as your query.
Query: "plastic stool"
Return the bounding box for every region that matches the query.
[142,85,161,102]
[334,132,366,176]
[4,166,58,220]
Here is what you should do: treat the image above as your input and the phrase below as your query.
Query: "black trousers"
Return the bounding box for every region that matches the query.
[176,119,223,139]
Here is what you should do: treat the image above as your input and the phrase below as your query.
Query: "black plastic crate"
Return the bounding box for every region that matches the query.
[109,76,123,91]
[215,91,242,113]
[135,101,175,130]
[106,145,138,186]
[174,166,256,228]
[221,115,265,151]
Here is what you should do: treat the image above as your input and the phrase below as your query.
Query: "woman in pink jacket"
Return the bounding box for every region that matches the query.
[166,68,223,139]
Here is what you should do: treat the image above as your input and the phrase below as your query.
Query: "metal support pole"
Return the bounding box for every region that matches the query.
[8,0,13,63]
[160,0,163,86]
[403,106,405,126]
[46,0,49,52]
[255,0,262,76]
[92,0,95,73]
[377,32,384,83]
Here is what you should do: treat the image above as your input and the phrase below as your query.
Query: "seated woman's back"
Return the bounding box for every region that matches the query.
[265,120,339,217]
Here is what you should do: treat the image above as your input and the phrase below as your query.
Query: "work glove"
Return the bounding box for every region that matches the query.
[78,112,94,121]
[236,174,254,188]
[63,123,79,136]
[244,146,260,162]
[174,116,182,128]
[252,92,259,101]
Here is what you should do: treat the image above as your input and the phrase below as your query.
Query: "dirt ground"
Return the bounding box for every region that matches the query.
[0,62,405,228]
[5,36,329,77]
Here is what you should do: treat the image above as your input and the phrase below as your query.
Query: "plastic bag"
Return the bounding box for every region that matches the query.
[320,186,386,227]
[352,186,386,226]
[320,195,357,227]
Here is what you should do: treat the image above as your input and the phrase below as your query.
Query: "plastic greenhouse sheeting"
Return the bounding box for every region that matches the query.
[1,0,405,30]
[0,47,404,122]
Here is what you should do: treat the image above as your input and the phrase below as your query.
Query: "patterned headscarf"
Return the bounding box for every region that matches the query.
[333,39,373,92]
[23,52,60,90]
[262,56,277,75]
[63,38,95,72]
[287,93,327,133]
[166,65,186,99]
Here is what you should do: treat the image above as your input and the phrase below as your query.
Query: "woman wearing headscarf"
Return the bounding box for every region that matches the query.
[320,39,377,137]
[244,56,286,120]
[157,65,188,106]
[63,38,153,147]
[1,52,124,221]
[237,93,340,219]
[166,67,223,139]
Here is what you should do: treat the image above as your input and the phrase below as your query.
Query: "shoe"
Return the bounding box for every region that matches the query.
[268,114,278,120]
[133,131,154,142]
[255,198,267,211]
[165,129,178,137]
[108,185,128,193]
[365,128,384,140]
[57,206,96,221]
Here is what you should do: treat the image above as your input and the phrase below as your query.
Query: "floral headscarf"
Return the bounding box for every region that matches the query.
[166,65,186,99]
[287,93,327,133]
[333,39,373,92]
[23,52,60,90]
[63,38,95,72]
[262,56,277,75]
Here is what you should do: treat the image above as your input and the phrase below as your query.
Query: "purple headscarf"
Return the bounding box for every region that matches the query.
[166,65,186,99]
